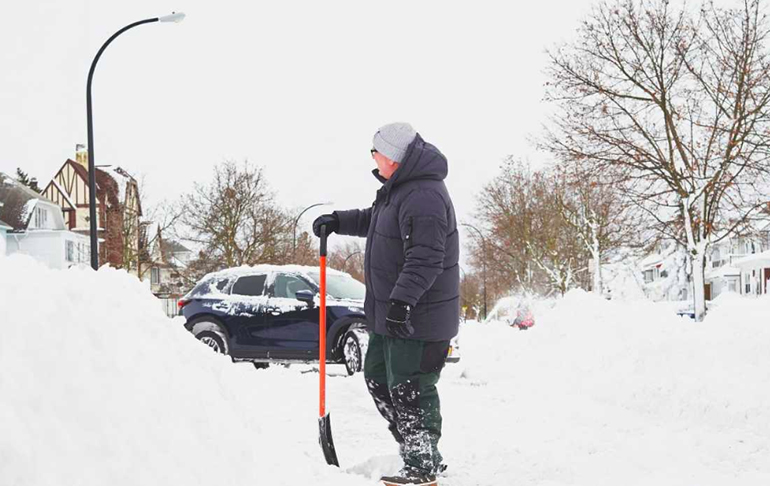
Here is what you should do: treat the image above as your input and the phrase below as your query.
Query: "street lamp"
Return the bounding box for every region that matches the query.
[293,202,333,256]
[86,12,185,270]
[342,250,362,273]
[462,223,488,321]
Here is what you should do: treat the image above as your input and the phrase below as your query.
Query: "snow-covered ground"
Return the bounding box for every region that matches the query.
[1,254,768,486]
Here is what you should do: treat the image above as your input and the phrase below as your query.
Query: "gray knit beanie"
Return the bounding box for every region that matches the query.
[372,122,417,163]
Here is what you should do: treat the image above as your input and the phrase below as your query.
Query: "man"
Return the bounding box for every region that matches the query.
[313,122,460,486]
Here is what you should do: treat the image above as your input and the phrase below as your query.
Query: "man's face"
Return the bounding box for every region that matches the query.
[372,150,399,179]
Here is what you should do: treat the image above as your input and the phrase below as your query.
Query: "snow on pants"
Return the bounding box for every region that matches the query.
[364,333,450,474]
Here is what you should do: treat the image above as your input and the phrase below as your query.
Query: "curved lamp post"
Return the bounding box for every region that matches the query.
[87,12,185,270]
[342,250,362,273]
[461,223,488,321]
[293,201,333,256]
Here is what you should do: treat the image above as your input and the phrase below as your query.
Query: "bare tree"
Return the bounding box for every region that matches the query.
[555,159,643,294]
[328,239,365,283]
[180,160,294,268]
[544,0,770,320]
[474,158,590,297]
[460,270,483,321]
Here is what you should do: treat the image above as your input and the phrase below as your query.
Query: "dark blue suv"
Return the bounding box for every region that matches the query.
[179,265,370,374]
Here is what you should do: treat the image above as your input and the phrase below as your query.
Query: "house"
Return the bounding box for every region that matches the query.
[731,223,770,296]
[148,227,192,297]
[638,244,690,301]
[704,224,770,299]
[0,172,89,269]
[42,145,142,272]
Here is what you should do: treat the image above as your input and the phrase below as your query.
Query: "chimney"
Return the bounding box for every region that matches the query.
[75,144,88,169]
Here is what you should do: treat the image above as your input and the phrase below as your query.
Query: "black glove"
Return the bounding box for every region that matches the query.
[312,213,339,237]
[386,300,414,338]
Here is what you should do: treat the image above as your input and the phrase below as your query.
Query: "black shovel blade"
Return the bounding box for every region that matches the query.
[319,413,340,467]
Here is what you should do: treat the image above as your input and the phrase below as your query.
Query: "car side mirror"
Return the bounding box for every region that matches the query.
[295,290,316,307]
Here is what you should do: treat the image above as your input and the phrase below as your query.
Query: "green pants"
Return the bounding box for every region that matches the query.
[364,333,450,474]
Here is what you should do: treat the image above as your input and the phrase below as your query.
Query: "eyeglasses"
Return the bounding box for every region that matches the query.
[370,148,378,156]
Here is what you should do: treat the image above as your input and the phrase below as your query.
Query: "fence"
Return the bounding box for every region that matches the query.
[160,297,180,318]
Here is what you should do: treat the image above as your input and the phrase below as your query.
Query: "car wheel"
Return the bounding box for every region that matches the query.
[190,319,230,355]
[196,330,227,354]
[253,362,270,370]
[343,328,368,376]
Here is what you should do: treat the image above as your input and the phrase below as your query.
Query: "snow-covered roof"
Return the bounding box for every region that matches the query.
[98,166,136,207]
[161,239,191,255]
[733,250,770,269]
[204,264,351,281]
[0,172,59,231]
[639,253,664,269]
[705,266,740,280]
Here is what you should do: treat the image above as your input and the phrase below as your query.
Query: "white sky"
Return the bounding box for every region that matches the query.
[0,0,601,250]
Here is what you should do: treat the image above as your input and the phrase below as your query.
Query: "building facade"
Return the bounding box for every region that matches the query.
[42,145,142,272]
[1,172,89,269]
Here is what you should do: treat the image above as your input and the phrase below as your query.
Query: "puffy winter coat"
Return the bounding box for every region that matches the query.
[335,134,460,341]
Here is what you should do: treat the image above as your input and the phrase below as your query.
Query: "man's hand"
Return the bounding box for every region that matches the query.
[312,213,339,237]
[386,300,414,338]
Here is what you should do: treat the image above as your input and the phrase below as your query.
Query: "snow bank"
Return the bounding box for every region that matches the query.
[0,255,362,486]
[2,256,769,486]
[456,290,770,485]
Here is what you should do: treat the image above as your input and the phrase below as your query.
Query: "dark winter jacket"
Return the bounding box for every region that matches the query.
[335,134,460,341]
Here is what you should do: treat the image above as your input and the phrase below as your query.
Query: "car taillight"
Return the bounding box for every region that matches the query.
[177,299,190,309]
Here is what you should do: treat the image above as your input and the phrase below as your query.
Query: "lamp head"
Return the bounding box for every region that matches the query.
[159,12,186,23]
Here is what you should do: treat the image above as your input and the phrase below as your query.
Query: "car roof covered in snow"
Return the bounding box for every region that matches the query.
[202,264,352,281]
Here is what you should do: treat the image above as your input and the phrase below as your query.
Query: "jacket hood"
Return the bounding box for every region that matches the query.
[371,134,448,190]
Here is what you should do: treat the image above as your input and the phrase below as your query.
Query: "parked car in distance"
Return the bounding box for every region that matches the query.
[179,264,459,374]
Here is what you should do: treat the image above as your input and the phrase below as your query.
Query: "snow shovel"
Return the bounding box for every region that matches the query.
[318,225,340,467]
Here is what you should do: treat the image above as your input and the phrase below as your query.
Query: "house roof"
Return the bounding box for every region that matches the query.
[733,250,770,269]
[0,172,57,231]
[162,239,191,254]
[49,160,141,215]
[639,253,664,269]
[705,265,740,280]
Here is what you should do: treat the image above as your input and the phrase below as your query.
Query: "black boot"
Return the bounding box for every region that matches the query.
[381,467,437,486]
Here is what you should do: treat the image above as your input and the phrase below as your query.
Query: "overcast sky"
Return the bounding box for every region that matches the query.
[1,0,606,251]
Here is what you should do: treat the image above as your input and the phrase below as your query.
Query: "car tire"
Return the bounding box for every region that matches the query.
[343,328,368,376]
[195,330,228,354]
[190,318,230,355]
[253,362,270,370]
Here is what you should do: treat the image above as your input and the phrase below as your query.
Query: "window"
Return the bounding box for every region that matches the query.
[34,207,48,228]
[272,274,313,299]
[151,267,161,285]
[306,272,365,300]
[643,269,654,283]
[660,270,669,278]
[232,275,267,297]
[65,240,75,262]
[78,243,89,263]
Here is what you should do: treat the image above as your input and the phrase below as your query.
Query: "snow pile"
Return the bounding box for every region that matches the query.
[0,255,361,486]
[461,290,770,485]
[1,255,769,486]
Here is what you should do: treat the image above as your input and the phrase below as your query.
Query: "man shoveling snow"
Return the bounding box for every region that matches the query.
[314,122,460,486]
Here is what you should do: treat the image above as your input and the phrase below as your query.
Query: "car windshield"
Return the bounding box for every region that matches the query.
[306,272,365,301]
